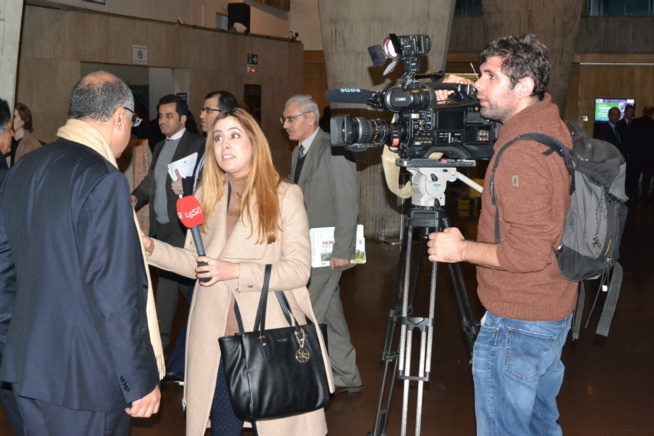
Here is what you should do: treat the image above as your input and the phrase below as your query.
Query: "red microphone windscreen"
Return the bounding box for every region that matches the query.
[176,196,204,228]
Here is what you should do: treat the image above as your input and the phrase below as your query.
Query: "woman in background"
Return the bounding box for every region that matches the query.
[142,108,332,436]
[12,102,42,164]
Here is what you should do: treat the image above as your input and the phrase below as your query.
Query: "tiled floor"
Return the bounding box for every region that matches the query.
[2,201,653,435]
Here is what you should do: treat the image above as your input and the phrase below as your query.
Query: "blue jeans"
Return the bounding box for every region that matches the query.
[472,311,572,436]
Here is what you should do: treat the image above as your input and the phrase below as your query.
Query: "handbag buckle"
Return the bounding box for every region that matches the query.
[294,328,311,363]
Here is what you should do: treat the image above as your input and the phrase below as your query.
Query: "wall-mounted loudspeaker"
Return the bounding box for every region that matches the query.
[228,3,250,34]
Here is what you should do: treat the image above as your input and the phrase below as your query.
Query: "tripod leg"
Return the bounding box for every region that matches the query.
[369,206,477,436]
[441,216,479,353]
[398,225,416,436]
[369,218,419,436]
[447,263,479,353]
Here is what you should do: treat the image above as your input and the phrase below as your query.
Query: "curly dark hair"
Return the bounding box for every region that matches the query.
[479,34,551,101]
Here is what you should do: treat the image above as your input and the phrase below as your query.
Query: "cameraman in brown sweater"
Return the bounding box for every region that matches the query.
[428,34,577,436]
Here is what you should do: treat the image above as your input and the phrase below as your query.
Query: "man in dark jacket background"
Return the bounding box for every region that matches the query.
[131,94,204,356]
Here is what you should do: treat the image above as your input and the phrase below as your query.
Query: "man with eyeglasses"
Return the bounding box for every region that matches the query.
[171,90,238,197]
[0,72,161,435]
[282,94,363,394]
[131,94,204,360]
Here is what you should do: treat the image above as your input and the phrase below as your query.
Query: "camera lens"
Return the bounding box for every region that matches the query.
[330,115,391,147]
[352,117,390,144]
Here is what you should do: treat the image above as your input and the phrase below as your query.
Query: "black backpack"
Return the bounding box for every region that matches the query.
[490,120,628,338]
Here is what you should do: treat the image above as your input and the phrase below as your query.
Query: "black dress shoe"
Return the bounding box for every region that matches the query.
[333,385,363,395]
[162,372,184,386]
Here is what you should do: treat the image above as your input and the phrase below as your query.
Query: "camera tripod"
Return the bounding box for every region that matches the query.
[368,159,482,436]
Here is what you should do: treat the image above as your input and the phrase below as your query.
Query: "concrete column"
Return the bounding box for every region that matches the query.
[318,0,456,238]
[0,0,24,107]
[482,0,584,115]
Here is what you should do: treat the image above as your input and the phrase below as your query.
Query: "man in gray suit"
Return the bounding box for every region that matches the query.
[283,95,362,393]
[131,94,205,355]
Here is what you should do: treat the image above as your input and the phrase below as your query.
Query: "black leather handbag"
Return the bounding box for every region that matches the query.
[218,264,330,421]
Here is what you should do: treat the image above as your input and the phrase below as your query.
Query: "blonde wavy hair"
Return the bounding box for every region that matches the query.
[198,108,284,244]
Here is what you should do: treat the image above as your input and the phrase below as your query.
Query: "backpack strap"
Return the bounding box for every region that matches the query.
[596,262,623,336]
[490,133,574,243]
[572,282,585,340]
[572,262,623,339]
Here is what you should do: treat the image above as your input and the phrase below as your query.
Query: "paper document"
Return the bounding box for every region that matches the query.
[168,152,198,181]
[309,225,366,268]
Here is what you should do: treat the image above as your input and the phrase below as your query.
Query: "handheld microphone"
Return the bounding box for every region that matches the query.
[176,195,210,283]
[325,88,375,104]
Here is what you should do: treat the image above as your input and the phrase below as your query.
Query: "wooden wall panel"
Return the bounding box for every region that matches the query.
[17,3,304,177]
[303,51,328,117]
[572,62,654,135]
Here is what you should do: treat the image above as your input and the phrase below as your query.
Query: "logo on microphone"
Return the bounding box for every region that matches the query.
[177,195,205,228]
[186,206,201,220]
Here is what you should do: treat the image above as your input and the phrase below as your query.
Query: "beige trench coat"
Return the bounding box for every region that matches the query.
[148,181,334,436]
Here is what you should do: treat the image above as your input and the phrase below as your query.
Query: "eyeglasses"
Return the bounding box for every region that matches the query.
[123,107,142,127]
[201,107,222,114]
[280,112,310,124]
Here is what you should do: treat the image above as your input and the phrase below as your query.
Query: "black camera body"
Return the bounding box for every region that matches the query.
[328,34,497,161]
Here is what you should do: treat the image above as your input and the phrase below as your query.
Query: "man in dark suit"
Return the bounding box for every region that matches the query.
[131,94,204,356]
[283,94,363,393]
[594,106,623,155]
[0,99,12,182]
[0,98,22,436]
[617,104,638,202]
[0,72,160,435]
[632,106,654,201]
[172,90,238,197]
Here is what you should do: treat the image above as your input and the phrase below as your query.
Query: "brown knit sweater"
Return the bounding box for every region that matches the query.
[476,93,578,321]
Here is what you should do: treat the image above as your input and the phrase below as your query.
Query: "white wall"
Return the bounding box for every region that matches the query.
[1,0,25,107]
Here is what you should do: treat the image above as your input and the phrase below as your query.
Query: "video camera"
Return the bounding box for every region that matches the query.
[326,34,497,161]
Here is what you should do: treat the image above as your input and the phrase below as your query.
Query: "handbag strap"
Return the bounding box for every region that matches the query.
[275,291,298,327]
[233,301,245,334]
[253,264,273,335]
[251,265,307,334]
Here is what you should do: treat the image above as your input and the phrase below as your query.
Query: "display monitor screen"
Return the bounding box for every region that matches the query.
[595,98,635,121]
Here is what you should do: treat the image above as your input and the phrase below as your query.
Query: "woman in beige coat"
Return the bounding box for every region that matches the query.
[144,108,333,436]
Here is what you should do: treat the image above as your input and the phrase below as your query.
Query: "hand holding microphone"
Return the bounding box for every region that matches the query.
[177,196,210,283]
[176,196,240,285]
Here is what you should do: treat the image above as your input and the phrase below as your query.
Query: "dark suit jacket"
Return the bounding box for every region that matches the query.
[632,116,654,160]
[0,139,159,411]
[132,129,204,246]
[182,146,206,196]
[291,128,359,262]
[617,118,636,158]
[594,121,623,154]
